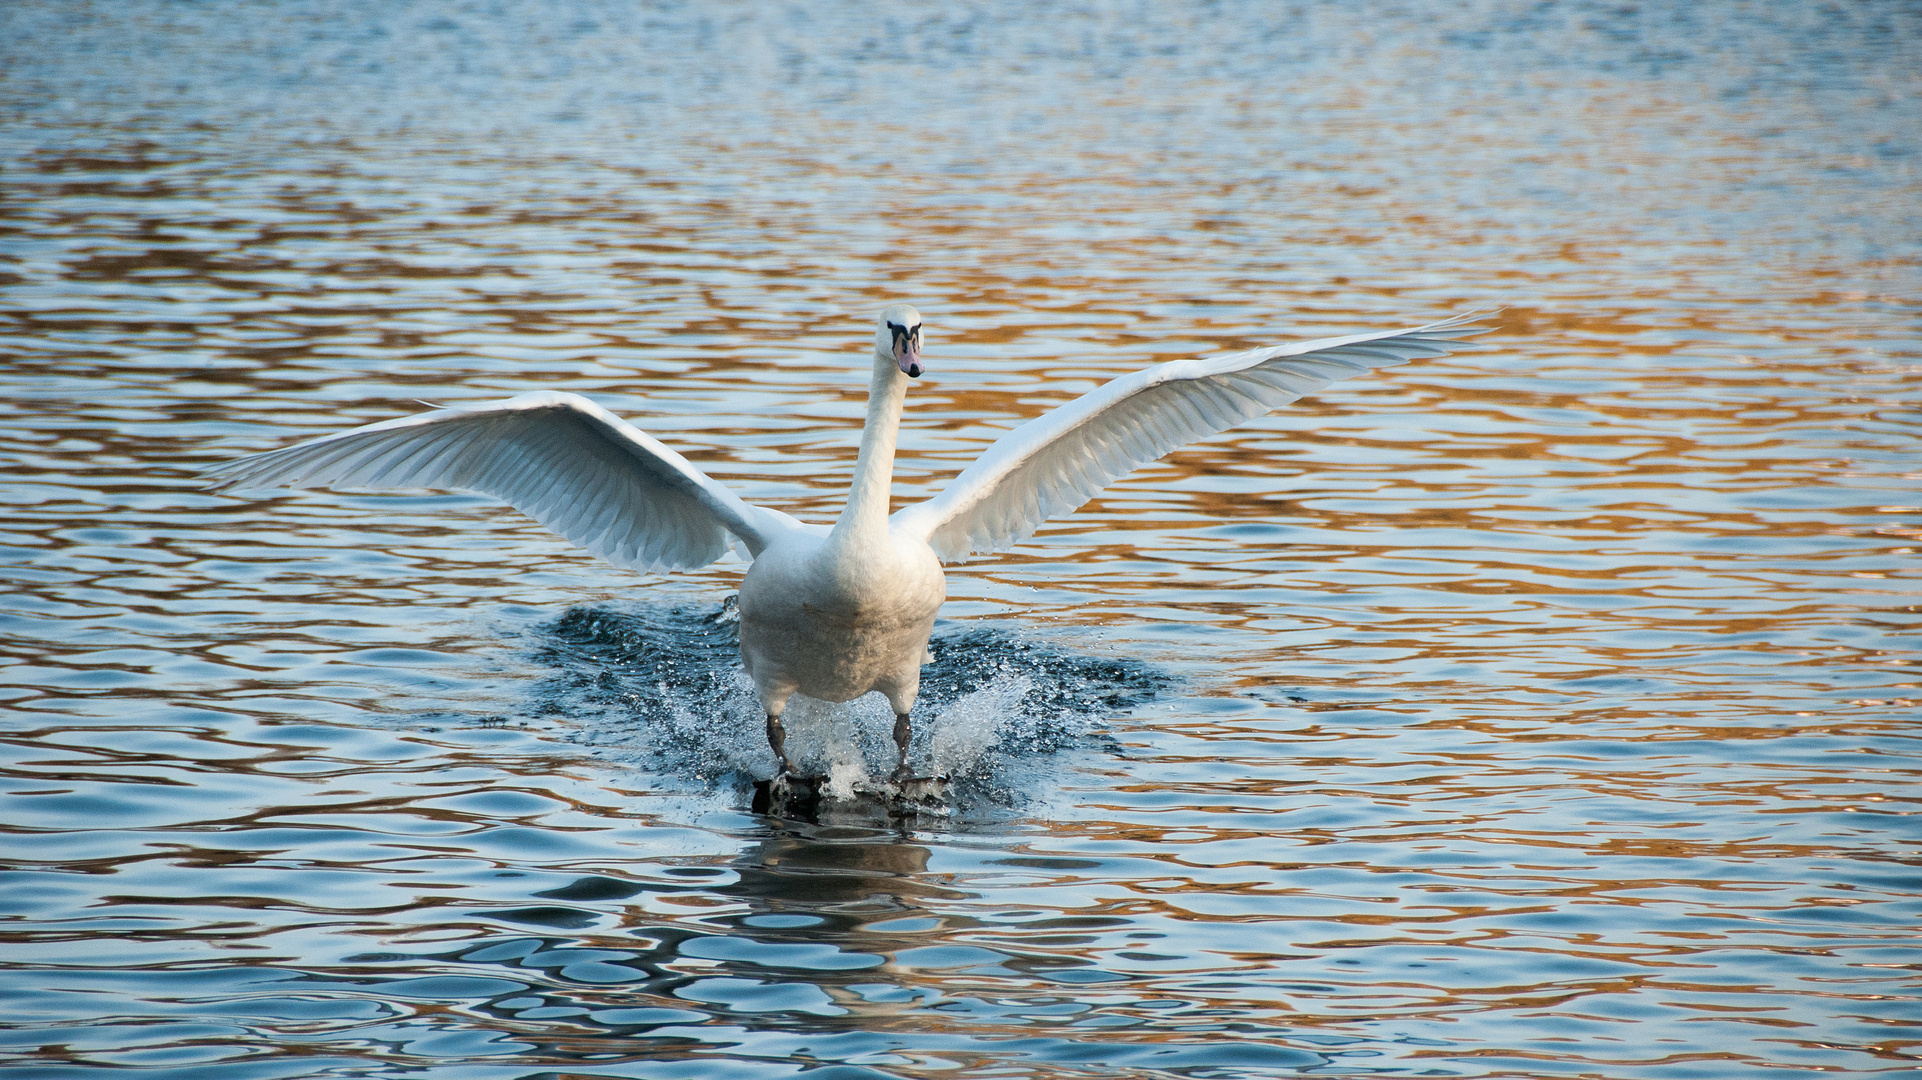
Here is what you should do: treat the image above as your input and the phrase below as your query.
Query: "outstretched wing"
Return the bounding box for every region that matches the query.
[204,391,804,572]
[891,312,1490,562]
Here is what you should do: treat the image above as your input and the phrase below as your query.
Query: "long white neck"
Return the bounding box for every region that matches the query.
[829,353,908,546]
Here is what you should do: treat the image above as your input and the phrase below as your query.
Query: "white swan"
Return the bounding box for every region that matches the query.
[207,305,1485,783]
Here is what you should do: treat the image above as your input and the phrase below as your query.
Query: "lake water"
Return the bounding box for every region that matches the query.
[3,2,1919,1077]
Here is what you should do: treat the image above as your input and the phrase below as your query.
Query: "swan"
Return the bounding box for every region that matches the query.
[206,305,1485,788]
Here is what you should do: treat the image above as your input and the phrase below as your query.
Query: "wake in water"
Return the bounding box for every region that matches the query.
[527,602,1166,814]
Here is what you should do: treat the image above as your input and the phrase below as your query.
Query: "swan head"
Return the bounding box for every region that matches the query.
[875,304,924,379]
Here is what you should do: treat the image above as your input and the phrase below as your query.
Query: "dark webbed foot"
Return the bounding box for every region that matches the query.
[888,772,949,813]
[751,771,822,817]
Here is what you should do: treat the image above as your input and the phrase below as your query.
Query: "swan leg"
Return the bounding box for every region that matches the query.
[765,713,794,776]
[891,712,912,781]
[752,706,819,817]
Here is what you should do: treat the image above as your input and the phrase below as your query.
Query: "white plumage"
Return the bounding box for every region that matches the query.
[894,318,1481,561]
[209,390,803,571]
[207,305,1486,783]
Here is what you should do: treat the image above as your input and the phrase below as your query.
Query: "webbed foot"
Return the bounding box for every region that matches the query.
[751,771,823,818]
[886,772,950,814]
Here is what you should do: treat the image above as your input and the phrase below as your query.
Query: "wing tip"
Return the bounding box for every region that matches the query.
[198,454,296,493]
[1412,307,1503,339]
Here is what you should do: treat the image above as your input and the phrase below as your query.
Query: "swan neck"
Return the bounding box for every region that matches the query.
[832,357,908,544]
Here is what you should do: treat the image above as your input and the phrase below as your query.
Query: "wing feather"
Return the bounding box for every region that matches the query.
[893,311,1490,561]
[204,390,802,573]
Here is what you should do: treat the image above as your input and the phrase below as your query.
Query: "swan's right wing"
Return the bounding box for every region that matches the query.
[204,391,803,572]
[893,312,1489,561]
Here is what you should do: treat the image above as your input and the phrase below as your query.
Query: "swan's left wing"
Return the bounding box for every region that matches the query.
[204,391,804,572]
[892,312,1489,561]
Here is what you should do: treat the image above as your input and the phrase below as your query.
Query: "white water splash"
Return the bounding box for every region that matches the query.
[572,667,1069,791]
[929,675,1031,778]
[536,608,1157,811]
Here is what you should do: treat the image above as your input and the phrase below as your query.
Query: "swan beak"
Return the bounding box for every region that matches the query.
[897,347,923,379]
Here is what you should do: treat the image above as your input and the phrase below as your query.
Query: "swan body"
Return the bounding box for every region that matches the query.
[207,304,1486,782]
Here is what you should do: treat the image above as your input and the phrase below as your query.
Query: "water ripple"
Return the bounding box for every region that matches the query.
[3,1,1919,1077]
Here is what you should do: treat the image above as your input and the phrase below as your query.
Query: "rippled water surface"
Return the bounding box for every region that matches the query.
[4,2,1920,1077]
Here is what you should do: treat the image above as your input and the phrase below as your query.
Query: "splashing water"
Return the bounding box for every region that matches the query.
[529,604,1167,811]
[927,675,1034,779]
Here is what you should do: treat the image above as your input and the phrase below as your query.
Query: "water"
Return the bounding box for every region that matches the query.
[3,1,1919,1076]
